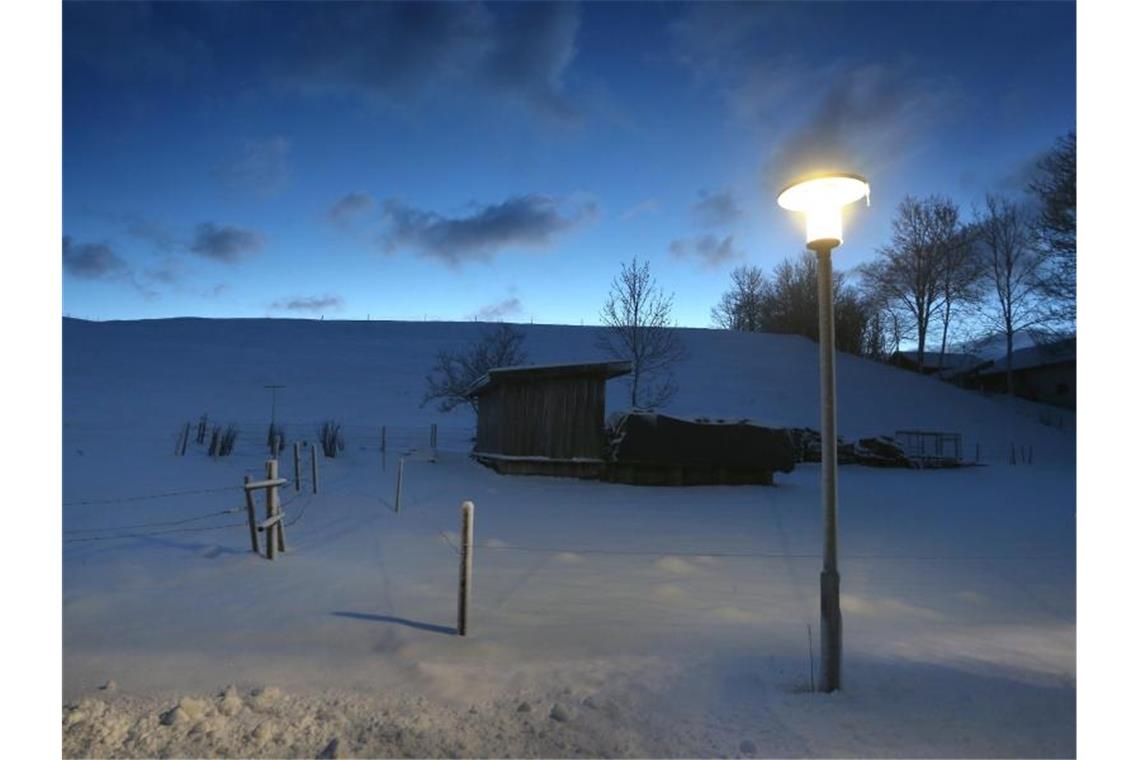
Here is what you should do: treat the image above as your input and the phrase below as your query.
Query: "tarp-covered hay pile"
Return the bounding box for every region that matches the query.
[605,413,795,486]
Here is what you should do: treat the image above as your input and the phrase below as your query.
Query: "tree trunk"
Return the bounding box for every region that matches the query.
[1005,327,1014,397]
[939,299,951,371]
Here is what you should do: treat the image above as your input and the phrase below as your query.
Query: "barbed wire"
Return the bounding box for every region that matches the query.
[62,520,249,544]
[63,484,245,506]
[63,507,245,534]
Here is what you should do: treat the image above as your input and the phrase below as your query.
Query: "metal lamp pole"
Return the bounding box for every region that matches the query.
[777,172,869,694]
[812,240,842,693]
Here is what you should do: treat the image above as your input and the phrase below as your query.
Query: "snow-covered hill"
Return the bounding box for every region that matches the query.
[62,318,1075,758]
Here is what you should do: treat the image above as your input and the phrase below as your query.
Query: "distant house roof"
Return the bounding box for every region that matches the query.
[976,338,1076,376]
[892,350,984,375]
[465,360,633,397]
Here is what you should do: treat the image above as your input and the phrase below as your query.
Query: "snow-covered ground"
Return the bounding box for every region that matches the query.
[62,318,1075,758]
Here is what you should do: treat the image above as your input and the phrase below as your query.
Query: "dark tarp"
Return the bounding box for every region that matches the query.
[609,413,795,473]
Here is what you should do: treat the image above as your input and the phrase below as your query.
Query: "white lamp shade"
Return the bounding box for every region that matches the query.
[777,173,870,248]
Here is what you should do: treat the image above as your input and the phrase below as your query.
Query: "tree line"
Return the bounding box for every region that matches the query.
[712,130,1075,393]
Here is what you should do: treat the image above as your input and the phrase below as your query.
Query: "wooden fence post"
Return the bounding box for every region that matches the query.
[265,459,287,558]
[243,474,259,554]
[310,443,319,494]
[381,426,386,453]
[293,442,301,491]
[395,458,404,513]
[178,422,190,456]
[458,501,474,636]
[264,460,277,560]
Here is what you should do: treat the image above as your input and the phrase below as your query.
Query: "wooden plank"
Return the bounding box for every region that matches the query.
[244,478,289,490]
[243,474,259,554]
[257,513,282,530]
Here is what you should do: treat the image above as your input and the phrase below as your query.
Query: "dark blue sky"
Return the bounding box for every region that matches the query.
[62,1,1075,326]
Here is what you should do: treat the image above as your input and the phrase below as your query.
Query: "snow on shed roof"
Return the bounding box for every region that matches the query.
[465,360,633,397]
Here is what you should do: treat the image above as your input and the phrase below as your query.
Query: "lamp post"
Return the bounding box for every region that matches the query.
[777,172,870,693]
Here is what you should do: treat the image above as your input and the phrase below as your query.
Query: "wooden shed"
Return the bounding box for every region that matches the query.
[466,360,632,478]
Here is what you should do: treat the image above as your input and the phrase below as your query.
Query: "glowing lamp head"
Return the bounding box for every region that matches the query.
[777,172,870,251]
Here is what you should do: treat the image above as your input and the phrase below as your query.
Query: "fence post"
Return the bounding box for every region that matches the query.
[381,426,386,454]
[243,474,259,555]
[458,501,474,636]
[293,442,301,491]
[431,423,437,450]
[310,443,319,494]
[265,460,278,560]
[179,422,190,456]
[395,458,405,513]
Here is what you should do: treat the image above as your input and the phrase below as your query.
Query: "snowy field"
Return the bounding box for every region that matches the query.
[62,318,1075,758]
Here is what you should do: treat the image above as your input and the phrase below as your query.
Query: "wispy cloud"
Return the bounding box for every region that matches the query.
[470,296,523,321]
[379,194,596,267]
[619,199,660,221]
[327,192,375,225]
[269,294,344,312]
[669,4,962,189]
[268,2,582,121]
[189,223,263,263]
[692,189,742,227]
[668,234,744,269]
[211,137,291,198]
[124,216,180,252]
[764,63,960,189]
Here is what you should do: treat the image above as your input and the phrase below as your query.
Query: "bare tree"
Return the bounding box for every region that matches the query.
[1028,130,1076,327]
[714,255,872,354]
[422,323,528,413]
[860,196,964,370]
[711,265,767,331]
[598,257,685,410]
[975,194,1046,395]
[934,221,985,368]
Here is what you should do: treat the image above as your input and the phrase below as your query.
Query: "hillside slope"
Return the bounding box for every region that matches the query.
[61,318,1075,758]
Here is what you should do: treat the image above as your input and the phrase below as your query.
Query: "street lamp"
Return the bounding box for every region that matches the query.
[777,171,870,693]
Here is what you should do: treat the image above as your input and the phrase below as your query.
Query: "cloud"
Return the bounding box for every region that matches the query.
[668,234,743,269]
[124,216,179,252]
[189,223,263,263]
[669,5,961,189]
[764,63,960,189]
[63,1,213,85]
[142,257,184,285]
[269,294,344,312]
[379,194,596,267]
[477,2,581,120]
[265,2,582,120]
[470,297,523,321]
[692,189,742,227]
[327,192,375,225]
[211,137,291,198]
[619,199,661,221]
[62,236,130,280]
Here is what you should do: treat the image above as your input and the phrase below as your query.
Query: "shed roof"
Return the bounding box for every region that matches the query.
[465,360,632,397]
